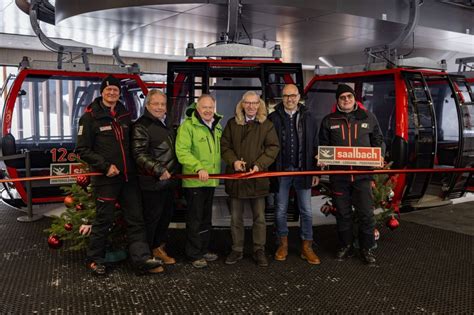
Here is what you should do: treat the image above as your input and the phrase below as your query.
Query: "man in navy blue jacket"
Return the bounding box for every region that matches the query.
[268,84,320,265]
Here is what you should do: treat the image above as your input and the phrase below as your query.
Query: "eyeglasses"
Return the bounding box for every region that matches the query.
[338,94,354,101]
[282,94,299,99]
[243,101,260,106]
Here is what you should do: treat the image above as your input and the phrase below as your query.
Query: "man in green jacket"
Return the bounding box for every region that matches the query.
[221,91,280,267]
[175,94,223,268]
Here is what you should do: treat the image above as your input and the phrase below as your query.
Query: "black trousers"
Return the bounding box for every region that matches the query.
[184,187,215,260]
[87,178,151,265]
[142,189,174,249]
[331,179,375,250]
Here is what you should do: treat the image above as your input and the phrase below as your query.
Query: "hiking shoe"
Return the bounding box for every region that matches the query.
[225,251,243,265]
[153,245,176,265]
[192,258,208,269]
[88,262,106,276]
[253,249,269,267]
[203,252,218,262]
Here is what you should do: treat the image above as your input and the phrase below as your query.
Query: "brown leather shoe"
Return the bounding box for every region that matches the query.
[301,240,321,265]
[153,244,176,265]
[148,266,164,274]
[274,236,288,261]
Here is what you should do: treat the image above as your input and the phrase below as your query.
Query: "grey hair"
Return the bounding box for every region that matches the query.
[145,89,166,106]
[196,94,216,107]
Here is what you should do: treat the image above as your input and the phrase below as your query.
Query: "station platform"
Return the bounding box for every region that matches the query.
[0,201,472,313]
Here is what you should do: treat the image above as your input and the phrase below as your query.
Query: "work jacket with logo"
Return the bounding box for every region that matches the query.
[76,97,136,186]
[318,102,385,181]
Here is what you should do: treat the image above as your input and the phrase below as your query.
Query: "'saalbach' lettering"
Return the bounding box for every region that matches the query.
[318,146,383,167]
[336,149,379,160]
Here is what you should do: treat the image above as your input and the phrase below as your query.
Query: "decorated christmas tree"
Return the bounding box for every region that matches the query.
[45,175,126,251]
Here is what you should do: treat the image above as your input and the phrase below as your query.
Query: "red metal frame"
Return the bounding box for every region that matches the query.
[2,68,148,204]
[170,58,288,102]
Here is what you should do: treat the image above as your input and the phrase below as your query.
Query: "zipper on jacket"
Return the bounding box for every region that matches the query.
[112,118,128,182]
[347,120,354,182]
[206,136,213,154]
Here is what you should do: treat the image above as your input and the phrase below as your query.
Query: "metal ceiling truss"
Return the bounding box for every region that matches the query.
[29,0,92,70]
[364,0,423,70]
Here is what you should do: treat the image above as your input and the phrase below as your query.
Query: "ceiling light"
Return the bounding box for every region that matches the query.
[318,56,333,68]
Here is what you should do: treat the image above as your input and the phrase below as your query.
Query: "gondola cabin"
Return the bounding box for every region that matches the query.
[304,67,474,208]
[166,57,304,222]
[0,61,148,207]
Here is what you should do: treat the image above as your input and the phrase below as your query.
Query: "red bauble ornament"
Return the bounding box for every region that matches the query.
[75,203,84,211]
[47,235,63,249]
[76,175,90,188]
[374,228,380,240]
[386,215,400,231]
[64,223,73,231]
[64,195,74,207]
[115,202,121,209]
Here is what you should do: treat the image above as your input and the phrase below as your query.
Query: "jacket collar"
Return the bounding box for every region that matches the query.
[331,101,368,120]
[275,102,307,118]
[143,108,169,127]
[190,110,222,130]
[87,97,128,119]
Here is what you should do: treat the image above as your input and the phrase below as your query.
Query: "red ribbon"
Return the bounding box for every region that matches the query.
[174,167,474,180]
[0,172,102,184]
[1,168,472,183]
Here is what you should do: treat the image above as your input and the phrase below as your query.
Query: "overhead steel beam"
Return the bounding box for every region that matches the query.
[226,0,240,43]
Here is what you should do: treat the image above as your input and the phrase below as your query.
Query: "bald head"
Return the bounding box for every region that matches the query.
[282,84,300,111]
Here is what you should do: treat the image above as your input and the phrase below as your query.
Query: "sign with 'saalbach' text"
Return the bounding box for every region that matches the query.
[318,146,383,167]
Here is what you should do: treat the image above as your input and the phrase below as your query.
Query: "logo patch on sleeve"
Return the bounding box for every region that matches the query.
[330,125,340,129]
[100,125,113,131]
[361,123,369,129]
[78,125,83,135]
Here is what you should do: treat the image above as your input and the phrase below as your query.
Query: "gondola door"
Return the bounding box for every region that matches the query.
[401,71,437,204]
[445,75,474,197]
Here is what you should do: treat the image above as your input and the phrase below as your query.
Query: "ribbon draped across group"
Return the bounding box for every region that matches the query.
[1,168,473,183]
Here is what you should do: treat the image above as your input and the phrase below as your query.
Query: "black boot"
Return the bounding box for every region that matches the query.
[136,257,163,275]
[336,245,354,261]
[360,249,376,265]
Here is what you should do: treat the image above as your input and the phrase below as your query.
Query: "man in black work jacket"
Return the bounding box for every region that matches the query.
[76,75,161,275]
[319,84,385,265]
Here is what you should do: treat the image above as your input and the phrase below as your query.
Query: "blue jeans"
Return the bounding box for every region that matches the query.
[274,174,313,240]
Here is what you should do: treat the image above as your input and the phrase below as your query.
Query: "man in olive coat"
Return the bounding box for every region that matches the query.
[221,91,280,267]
